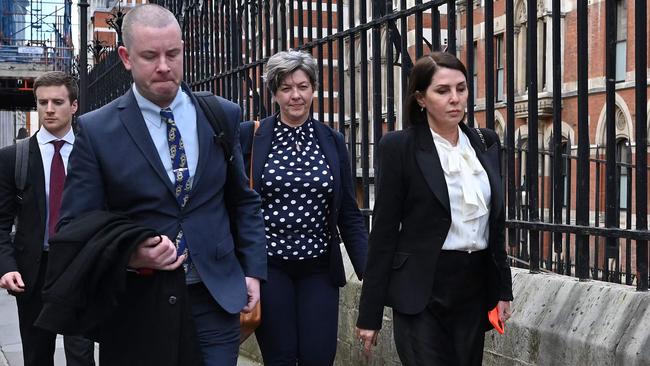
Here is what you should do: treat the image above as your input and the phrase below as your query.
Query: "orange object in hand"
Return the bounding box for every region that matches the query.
[488,306,505,334]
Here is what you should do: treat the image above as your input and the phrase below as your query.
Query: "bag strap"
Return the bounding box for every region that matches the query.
[193,91,234,164]
[249,120,260,189]
[474,127,487,151]
[15,137,30,199]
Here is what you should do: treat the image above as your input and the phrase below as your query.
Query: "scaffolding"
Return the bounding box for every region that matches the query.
[0,0,73,72]
[0,0,73,110]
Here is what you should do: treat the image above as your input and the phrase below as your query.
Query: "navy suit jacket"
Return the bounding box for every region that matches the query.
[59,85,267,314]
[240,115,367,286]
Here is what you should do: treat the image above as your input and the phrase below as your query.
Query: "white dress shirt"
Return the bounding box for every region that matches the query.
[37,127,75,249]
[430,126,491,252]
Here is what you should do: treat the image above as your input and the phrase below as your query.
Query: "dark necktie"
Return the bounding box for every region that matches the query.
[161,108,191,271]
[48,140,65,238]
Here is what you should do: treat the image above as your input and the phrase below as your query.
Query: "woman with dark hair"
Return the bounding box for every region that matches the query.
[355,51,513,366]
[240,49,368,366]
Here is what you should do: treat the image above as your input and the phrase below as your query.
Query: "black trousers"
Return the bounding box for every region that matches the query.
[393,250,488,366]
[255,255,339,366]
[16,252,95,366]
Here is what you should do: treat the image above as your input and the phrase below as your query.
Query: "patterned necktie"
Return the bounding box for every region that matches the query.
[161,108,191,271]
[48,140,65,238]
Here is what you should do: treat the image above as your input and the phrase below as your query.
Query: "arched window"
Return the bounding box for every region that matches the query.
[514,0,527,94]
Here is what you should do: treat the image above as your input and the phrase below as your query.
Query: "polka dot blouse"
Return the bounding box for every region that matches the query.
[260,117,334,260]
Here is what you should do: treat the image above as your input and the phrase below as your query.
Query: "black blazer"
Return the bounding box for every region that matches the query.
[0,135,48,299]
[357,123,513,330]
[240,115,368,286]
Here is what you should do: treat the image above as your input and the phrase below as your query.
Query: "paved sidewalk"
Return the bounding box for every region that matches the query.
[0,291,260,366]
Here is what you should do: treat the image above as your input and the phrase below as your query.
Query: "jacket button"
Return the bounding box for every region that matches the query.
[168,296,177,305]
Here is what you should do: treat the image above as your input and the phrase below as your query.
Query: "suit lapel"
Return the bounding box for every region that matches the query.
[460,123,504,220]
[313,120,341,208]
[414,125,451,215]
[251,115,274,191]
[118,89,176,196]
[29,137,46,224]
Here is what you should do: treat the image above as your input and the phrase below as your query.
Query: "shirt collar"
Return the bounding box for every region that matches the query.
[132,84,185,128]
[36,126,75,146]
[276,114,313,132]
[430,125,482,174]
[429,125,468,151]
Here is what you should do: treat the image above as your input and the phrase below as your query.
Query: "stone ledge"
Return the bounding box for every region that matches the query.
[240,249,650,365]
[486,269,650,366]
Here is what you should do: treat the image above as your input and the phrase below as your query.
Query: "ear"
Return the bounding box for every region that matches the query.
[415,91,425,108]
[117,46,132,71]
[70,99,78,115]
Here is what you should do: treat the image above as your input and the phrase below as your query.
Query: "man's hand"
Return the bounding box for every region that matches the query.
[241,277,260,313]
[128,235,186,271]
[356,327,379,360]
[0,271,25,292]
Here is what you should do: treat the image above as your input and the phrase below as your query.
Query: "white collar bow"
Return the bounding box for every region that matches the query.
[431,127,489,222]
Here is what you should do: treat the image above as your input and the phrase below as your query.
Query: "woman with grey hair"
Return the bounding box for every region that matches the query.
[240,49,368,365]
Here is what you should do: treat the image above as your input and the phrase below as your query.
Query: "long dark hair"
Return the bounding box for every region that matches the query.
[403,52,468,127]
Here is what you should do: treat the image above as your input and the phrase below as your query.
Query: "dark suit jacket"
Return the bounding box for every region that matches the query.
[0,135,47,299]
[357,123,513,331]
[240,115,367,286]
[59,84,267,314]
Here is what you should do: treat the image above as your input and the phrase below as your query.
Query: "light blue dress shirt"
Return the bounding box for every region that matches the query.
[132,84,199,185]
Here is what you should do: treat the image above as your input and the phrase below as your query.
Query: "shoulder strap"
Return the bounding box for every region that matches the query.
[15,137,30,194]
[193,91,234,163]
[249,120,260,189]
[474,127,499,151]
[474,127,487,150]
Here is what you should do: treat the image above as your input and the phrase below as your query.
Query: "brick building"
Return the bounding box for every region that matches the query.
[458,0,649,216]
[87,0,146,65]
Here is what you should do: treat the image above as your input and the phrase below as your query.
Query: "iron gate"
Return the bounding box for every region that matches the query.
[84,0,649,290]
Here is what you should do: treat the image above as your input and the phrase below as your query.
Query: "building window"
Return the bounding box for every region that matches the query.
[473,41,478,102]
[560,141,570,207]
[496,34,504,102]
[541,19,548,90]
[616,138,631,209]
[514,0,527,94]
[615,0,627,82]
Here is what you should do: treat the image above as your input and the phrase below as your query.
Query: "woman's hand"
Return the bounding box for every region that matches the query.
[498,300,512,323]
[356,327,379,359]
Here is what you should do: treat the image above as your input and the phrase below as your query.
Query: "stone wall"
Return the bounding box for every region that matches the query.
[240,251,650,365]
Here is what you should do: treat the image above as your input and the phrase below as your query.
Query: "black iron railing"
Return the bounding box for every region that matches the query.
[84,0,649,290]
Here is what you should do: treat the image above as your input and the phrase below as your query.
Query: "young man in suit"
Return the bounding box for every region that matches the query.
[57,4,267,365]
[0,71,96,366]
